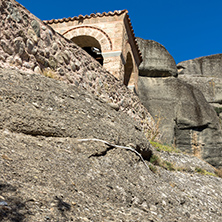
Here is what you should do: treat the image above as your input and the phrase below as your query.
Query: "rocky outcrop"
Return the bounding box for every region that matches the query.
[1,67,222,222]
[0,0,158,140]
[136,38,222,168]
[177,54,222,78]
[137,77,222,167]
[0,67,152,159]
[177,54,222,124]
[136,37,178,77]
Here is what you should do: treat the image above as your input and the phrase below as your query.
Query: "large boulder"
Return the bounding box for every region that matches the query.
[177,54,222,78]
[136,38,222,167]
[137,76,222,167]
[177,54,222,124]
[136,37,178,77]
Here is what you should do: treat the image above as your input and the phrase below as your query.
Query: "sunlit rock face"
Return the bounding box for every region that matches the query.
[177,54,222,126]
[136,38,222,168]
[136,38,178,77]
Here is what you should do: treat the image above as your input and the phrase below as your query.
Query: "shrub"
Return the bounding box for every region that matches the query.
[150,155,161,166]
[195,167,218,177]
[148,164,157,173]
[150,141,181,153]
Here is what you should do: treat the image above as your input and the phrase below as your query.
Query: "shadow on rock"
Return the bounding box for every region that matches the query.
[0,182,28,222]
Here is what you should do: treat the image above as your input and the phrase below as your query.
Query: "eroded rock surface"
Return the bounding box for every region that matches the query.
[136,38,178,77]
[1,1,222,221]
[136,38,222,168]
[0,68,152,157]
[177,54,222,125]
[137,76,222,167]
[1,68,222,222]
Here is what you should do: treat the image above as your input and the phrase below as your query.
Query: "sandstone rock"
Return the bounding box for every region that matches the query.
[178,54,222,78]
[5,55,14,64]
[36,52,49,67]
[44,48,50,58]
[0,55,6,62]
[13,54,22,66]
[0,67,151,159]
[48,56,57,69]
[0,0,157,144]
[57,67,65,76]
[34,65,42,74]
[27,28,38,43]
[1,67,222,221]
[13,37,25,55]
[62,50,71,64]
[177,54,222,125]
[70,61,76,72]
[136,37,178,77]
[0,39,13,55]
[41,30,51,47]
[137,76,222,167]
[55,51,64,64]
[6,0,21,22]
[31,19,40,37]
[0,1,222,221]
[52,42,59,53]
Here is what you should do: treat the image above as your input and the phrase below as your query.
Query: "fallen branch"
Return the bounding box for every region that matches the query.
[77,138,150,173]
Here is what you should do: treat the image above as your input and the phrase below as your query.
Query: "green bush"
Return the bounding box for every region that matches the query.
[150,155,161,166]
[150,141,181,153]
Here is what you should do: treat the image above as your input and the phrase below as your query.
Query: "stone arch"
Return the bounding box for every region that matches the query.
[124,52,134,87]
[72,35,104,65]
[63,26,112,52]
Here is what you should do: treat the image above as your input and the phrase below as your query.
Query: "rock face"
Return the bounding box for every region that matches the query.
[136,37,178,77]
[136,38,222,168]
[137,77,222,167]
[177,54,222,78]
[177,54,222,125]
[1,68,222,222]
[0,0,157,140]
[0,67,152,159]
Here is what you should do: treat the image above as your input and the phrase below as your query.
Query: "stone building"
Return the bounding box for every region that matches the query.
[45,10,142,90]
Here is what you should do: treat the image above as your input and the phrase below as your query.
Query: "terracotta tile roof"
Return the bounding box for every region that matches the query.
[44,10,142,64]
[44,10,128,24]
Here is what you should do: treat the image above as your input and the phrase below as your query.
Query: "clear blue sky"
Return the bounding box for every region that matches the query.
[17,0,222,64]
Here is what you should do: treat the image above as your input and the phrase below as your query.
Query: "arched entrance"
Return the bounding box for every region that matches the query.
[72,35,104,65]
[124,52,134,87]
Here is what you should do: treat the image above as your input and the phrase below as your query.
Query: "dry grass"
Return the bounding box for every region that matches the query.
[150,141,181,153]
[42,68,60,80]
[215,168,222,178]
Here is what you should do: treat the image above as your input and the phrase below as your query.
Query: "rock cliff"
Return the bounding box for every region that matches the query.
[177,54,222,125]
[136,37,178,77]
[136,38,222,168]
[1,1,222,221]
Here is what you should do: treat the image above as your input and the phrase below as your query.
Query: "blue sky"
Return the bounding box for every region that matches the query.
[17,0,222,64]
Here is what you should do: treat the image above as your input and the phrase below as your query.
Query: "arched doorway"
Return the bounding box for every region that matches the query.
[71,35,104,65]
[123,52,133,86]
